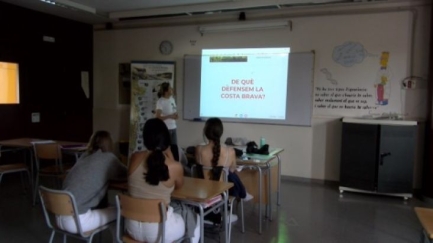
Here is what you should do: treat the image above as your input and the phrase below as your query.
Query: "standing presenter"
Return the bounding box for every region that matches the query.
[155,82,178,144]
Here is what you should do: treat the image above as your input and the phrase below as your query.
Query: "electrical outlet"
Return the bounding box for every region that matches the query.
[402,79,416,89]
[408,79,416,89]
[31,113,40,123]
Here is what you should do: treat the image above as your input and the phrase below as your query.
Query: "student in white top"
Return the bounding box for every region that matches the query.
[155,82,178,144]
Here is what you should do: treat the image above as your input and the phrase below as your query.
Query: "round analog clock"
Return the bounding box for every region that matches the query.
[159,41,173,55]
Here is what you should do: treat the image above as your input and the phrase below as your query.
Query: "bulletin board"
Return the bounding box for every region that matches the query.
[312,11,413,117]
[128,61,175,155]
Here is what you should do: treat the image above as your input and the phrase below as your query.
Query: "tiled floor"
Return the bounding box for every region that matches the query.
[0,175,429,243]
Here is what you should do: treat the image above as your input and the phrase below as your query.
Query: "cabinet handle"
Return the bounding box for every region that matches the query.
[380,152,391,165]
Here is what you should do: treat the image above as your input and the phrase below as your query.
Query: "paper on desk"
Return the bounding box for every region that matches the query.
[236,166,244,172]
[31,140,55,144]
[61,145,87,150]
[245,153,273,160]
[200,195,222,208]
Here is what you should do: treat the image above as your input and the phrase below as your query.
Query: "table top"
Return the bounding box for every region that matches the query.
[0,138,86,148]
[109,177,233,203]
[172,177,233,202]
[237,148,284,165]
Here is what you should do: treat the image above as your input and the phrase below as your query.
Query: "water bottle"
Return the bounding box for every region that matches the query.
[260,137,266,148]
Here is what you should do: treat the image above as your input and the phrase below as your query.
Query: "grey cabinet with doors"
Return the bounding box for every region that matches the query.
[339,118,418,199]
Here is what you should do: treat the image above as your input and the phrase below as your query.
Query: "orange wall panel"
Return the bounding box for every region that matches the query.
[0,62,19,104]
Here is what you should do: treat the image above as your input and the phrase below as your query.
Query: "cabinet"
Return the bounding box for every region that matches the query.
[339,118,418,199]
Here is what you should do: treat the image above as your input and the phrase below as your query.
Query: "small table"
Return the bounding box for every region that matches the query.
[0,138,86,148]
[109,177,233,243]
[0,138,86,200]
[236,148,284,234]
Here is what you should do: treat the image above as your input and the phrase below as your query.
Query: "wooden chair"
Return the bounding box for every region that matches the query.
[115,194,184,243]
[39,186,110,243]
[33,142,72,205]
[193,164,245,242]
[415,207,433,243]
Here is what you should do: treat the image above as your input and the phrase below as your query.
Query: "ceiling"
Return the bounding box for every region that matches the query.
[0,0,374,24]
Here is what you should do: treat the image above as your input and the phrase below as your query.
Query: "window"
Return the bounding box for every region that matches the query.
[0,62,19,104]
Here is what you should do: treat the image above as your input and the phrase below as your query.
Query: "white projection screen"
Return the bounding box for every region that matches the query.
[183,51,314,126]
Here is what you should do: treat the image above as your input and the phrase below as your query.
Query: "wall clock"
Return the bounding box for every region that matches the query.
[159,40,173,55]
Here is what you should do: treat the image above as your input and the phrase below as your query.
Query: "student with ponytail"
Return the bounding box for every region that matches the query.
[195,118,237,172]
[195,118,253,223]
[127,118,200,243]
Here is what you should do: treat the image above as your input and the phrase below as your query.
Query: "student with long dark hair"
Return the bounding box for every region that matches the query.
[195,118,253,223]
[127,118,200,243]
[195,118,237,171]
[155,82,178,144]
[58,131,127,237]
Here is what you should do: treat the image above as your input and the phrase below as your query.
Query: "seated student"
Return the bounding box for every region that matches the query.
[58,131,127,236]
[195,118,237,172]
[127,118,200,243]
[195,118,252,207]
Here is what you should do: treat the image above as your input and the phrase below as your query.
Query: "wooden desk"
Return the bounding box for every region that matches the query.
[175,178,232,243]
[186,147,284,234]
[0,138,86,148]
[237,148,283,234]
[171,177,233,202]
[109,177,233,243]
[0,138,86,160]
[109,177,233,204]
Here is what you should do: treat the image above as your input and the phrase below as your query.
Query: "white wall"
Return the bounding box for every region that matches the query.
[93,2,431,181]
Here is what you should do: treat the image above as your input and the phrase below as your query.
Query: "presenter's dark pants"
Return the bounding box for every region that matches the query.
[169,129,177,145]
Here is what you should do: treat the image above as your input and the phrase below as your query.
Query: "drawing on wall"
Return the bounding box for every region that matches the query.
[320,68,338,85]
[333,41,376,67]
[314,49,395,112]
[119,63,131,104]
[312,12,412,118]
[374,51,392,105]
[129,62,175,155]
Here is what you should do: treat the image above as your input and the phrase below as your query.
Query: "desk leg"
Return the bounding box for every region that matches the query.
[199,205,204,243]
[257,166,263,234]
[267,163,273,221]
[223,192,228,243]
[31,149,39,206]
[277,154,281,206]
[24,149,34,201]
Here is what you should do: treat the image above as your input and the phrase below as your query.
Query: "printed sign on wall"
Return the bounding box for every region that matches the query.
[128,61,175,155]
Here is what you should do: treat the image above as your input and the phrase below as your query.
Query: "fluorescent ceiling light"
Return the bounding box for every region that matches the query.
[40,0,96,14]
[198,20,292,35]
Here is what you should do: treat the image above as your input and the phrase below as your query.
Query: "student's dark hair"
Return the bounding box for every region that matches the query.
[87,131,113,154]
[204,117,224,167]
[157,82,170,98]
[143,118,170,185]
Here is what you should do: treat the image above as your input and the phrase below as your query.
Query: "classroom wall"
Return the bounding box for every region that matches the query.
[93,1,431,180]
[0,2,93,142]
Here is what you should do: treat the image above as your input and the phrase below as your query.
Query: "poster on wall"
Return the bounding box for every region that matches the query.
[313,12,412,118]
[128,61,175,155]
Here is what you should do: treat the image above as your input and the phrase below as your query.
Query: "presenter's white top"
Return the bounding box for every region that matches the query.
[156,97,177,130]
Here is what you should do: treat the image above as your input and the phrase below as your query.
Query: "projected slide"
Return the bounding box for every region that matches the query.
[200,48,290,119]
[0,62,19,104]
